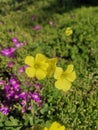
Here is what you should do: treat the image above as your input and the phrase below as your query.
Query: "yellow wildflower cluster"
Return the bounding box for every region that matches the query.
[43,121,66,130]
[65,27,73,36]
[54,64,76,92]
[25,53,76,92]
[25,53,57,80]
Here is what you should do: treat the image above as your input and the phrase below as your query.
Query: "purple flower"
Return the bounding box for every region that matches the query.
[18,66,25,73]
[9,78,20,91]
[22,106,27,113]
[33,25,41,30]
[6,90,15,100]
[21,99,27,106]
[1,47,16,57]
[13,83,20,91]
[20,42,24,46]
[27,106,32,110]
[8,61,15,68]
[14,42,27,48]
[35,82,42,89]
[4,84,13,100]
[4,84,10,92]
[9,78,17,85]
[11,37,18,43]
[0,104,10,115]
[14,43,22,48]
[30,92,41,104]
[19,92,27,100]
[14,94,20,99]
[11,37,26,48]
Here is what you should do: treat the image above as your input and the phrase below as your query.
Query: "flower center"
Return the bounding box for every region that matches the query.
[34,63,40,69]
[61,72,67,79]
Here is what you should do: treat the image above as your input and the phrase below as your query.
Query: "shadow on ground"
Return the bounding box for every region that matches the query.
[37,0,98,19]
[1,0,98,16]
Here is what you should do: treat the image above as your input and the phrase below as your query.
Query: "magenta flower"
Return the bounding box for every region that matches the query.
[1,47,16,57]
[34,82,42,89]
[0,104,10,115]
[9,78,18,86]
[14,42,22,48]
[0,69,43,115]
[8,61,15,68]
[12,83,20,91]
[30,92,41,104]
[11,37,26,48]
[11,37,18,43]
[14,42,26,48]
[6,90,15,100]
[22,106,26,113]
[19,92,27,113]
[18,66,25,73]
[19,92,27,100]
[33,25,41,30]
[4,84,15,100]
[21,99,27,106]
[4,84,10,92]
[9,78,20,91]
[14,94,20,99]
[27,106,32,110]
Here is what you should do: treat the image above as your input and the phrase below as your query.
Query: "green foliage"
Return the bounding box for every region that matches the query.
[0,0,98,130]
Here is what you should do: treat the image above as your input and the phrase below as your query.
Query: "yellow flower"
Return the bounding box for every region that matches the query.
[65,27,73,36]
[25,53,49,80]
[43,127,48,130]
[46,58,58,77]
[54,64,76,92]
[43,121,65,130]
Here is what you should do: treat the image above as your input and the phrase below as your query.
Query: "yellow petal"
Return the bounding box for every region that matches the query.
[47,58,57,64]
[65,64,74,73]
[50,122,61,130]
[40,62,49,71]
[66,71,76,82]
[25,67,35,78]
[54,67,63,80]
[65,28,73,36]
[35,53,47,62]
[59,126,66,130]
[62,79,72,92]
[47,58,57,77]
[36,69,47,80]
[43,127,48,130]
[55,79,71,92]
[25,56,34,67]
